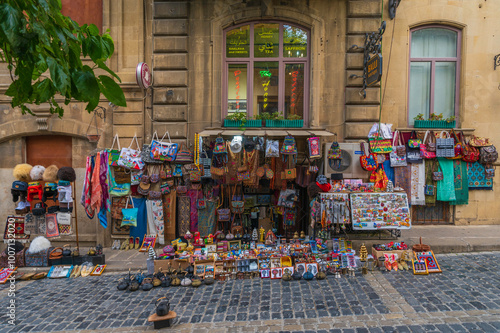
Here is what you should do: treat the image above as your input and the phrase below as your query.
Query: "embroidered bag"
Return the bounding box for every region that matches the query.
[307,137,321,159]
[470,136,491,147]
[121,196,138,227]
[160,183,170,195]
[328,142,342,160]
[217,208,231,222]
[480,145,498,164]
[436,131,455,158]
[359,142,378,171]
[197,197,206,210]
[420,130,437,159]
[280,136,297,162]
[190,166,202,182]
[368,127,392,154]
[281,168,297,180]
[407,134,423,164]
[390,131,407,167]
[231,185,245,214]
[408,130,422,149]
[175,143,194,163]
[265,139,280,158]
[237,171,250,182]
[148,191,162,200]
[173,164,183,177]
[424,184,435,196]
[118,135,145,170]
[447,129,464,160]
[462,136,480,163]
[485,164,495,179]
[432,163,444,181]
[150,131,178,162]
[108,134,121,166]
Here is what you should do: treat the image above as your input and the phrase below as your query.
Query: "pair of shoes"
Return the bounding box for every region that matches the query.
[129,237,134,250]
[120,240,128,250]
[135,237,140,250]
[129,237,140,250]
[111,240,119,250]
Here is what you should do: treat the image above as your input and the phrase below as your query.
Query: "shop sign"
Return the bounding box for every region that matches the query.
[136,62,151,90]
[366,54,382,86]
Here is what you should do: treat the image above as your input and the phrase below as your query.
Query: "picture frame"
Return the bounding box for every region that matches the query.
[270,268,282,279]
[139,235,157,252]
[295,262,306,276]
[227,99,247,113]
[260,269,270,278]
[195,264,206,277]
[282,266,294,276]
[306,263,318,276]
[250,241,256,250]
[270,258,281,268]
[206,244,217,253]
[228,240,241,251]
[412,257,429,275]
[249,259,259,272]
[90,264,107,276]
[415,251,441,273]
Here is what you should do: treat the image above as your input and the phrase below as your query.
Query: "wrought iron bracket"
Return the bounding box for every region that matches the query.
[389,0,402,20]
[495,54,500,70]
[361,21,386,98]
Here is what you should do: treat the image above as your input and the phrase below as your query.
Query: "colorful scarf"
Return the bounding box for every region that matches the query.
[468,162,493,190]
[197,200,216,237]
[90,153,102,213]
[163,190,177,242]
[99,151,109,211]
[410,162,425,206]
[177,195,191,237]
[450,160,469,205]
[437,159,456,202]
[424,160,437,206]
[188,189,199,232]
[394,165,411,199]
[81,156,92,209]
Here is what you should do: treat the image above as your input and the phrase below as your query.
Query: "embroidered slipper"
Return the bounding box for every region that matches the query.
[129,236,135,250]
[120,239,128,250]
[135,237,140,250]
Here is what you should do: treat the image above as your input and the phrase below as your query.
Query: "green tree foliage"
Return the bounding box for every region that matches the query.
[0,0,126,117]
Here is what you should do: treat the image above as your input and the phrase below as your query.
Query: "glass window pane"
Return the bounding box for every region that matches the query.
[283,25,307,58]
[409,62,431,125]
[226,25,250,58]
[411,28,457,58]
[227,64,248,114]
[433,62,456,119]
[253,62,279,115]
[254,23,279,58]
[285,63,304,119]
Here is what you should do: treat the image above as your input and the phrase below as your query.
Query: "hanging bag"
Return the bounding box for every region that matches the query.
[436,131,455,158]
[368,127,392,154]
[175,142,194,163]
[407,130,422,148]
[118,135,145,170]
[432,163,444,181]
[470,135,491,147]
[190,165,202,182]
[359,142,378,171]
[307,137,321,159]
[265,139,280,158]
[200,151,212,178]
[280,136,298,163]
[121,196,138,227]
[108,134,121,166]
[420,130,437,159]
[113,166,131,184]
[231,185,245,214]
[390,131,407,167]
[462,136,480,163]
[141,132,165,164]
[407,132,423,164]
[447,129,464,160]
[150,131,178,162]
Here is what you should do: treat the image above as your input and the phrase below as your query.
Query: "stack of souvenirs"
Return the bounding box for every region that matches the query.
[82,131,329,250]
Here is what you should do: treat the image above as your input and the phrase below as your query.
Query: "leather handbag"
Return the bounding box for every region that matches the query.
[175,143,194,163]
[150,131,178,162]
[420,131,436,159]
[359,142,378,171]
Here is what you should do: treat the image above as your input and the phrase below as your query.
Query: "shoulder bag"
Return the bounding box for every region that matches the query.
[436,131,455,158]
[121,196,138,227]
[447,129,464,160]
[118,135,145,170]
[175,142,194,163]
[390,131,407,167]
[420,130,436,159]
[462,135,480,163]
[108,134,121,166]
[359,142,378,171]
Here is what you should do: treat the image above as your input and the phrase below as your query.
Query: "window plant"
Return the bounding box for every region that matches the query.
[413,113,455,128]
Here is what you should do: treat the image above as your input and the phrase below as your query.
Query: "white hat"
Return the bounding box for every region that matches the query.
[230,137,242,153]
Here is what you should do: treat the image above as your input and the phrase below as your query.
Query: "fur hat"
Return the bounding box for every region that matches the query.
[57,167,76,182]
[27,236,51,254]
[43,165,59,182]
[13,164,33,182]
[30,165,46,181]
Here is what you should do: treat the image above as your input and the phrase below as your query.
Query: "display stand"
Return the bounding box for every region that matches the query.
[350,192,411,231]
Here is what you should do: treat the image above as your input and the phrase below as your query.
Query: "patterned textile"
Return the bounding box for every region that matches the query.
[383,160,395,185]
[37,215,46,235]
[197,200,217,237]
[226,142,241,185]
[243,151,259,187]
[437,159,456,202]
[188,190,199,233]
[394,165,411,199]
[450,160,469,205]
[45,213,59,238]
[3,216,29,240]
[410,162,426,206]
[99,151,109,211]
[177,195,191,237]
[163,190,177,242]
[424,160,437,206]
[111,197,130,235]
[468,162,493,190]
[90,153,102,213]
[147,200,165,244]
[24,213,37,235]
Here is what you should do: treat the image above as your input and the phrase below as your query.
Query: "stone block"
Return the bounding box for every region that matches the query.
[153,123,188,139]
[345,105,380,122]
[348,0,382,17]
[114,125,144,141]
[154,19,188,36]
[347,18,382,34]
[154,2,189,19]
[346,69,380,87]
[154,36,189,53]
[345,122,376,139]
[153,105,187,122]
[113,112,143,125]
[154,53,188,70]
[346,53,364,69]
[347,35,366,52]
[154,70,188,87]
[345,87,380,104]
[153,88,188,104]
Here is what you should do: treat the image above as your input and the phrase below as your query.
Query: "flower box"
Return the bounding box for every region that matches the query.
[414,120,455,128]
[265,119,303,128]
[223,119,262,128]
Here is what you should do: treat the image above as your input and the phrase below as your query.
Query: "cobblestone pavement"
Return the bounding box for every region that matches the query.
[0,252,500,332]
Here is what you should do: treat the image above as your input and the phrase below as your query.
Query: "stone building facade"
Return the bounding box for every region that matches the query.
[0,0,499,246]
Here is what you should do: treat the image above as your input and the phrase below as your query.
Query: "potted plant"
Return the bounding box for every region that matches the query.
[265,112,303,128]
[414,113,456,128]
[223,112,261,128]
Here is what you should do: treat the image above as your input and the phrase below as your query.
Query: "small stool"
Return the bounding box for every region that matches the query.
[148,311,177,329]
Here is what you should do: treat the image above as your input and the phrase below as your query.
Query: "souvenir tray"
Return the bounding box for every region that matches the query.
[48,265,73,278]
[350,192,411,230]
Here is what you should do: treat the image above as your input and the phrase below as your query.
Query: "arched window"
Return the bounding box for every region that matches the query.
[408,26,461,125]
[223,22,310,125]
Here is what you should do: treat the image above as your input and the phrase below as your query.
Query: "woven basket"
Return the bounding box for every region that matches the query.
[412,237,431,252]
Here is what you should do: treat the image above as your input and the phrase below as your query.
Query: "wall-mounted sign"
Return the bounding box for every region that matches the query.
[366,54,382,86]
[136,62,151,89]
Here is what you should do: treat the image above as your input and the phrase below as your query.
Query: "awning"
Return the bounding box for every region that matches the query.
[198,128,336,137]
